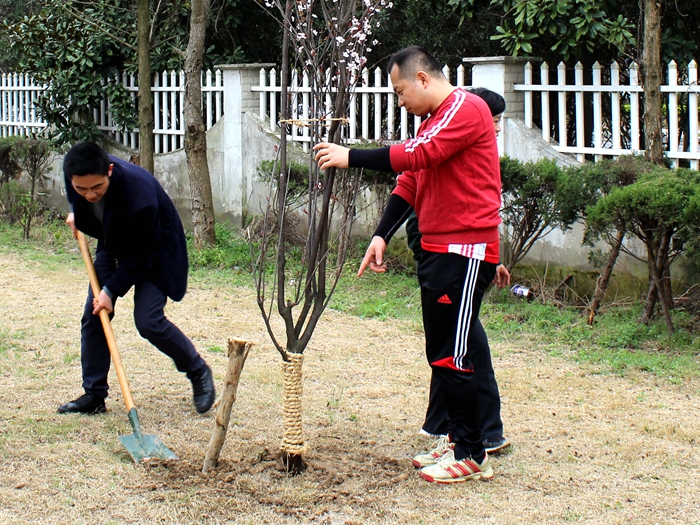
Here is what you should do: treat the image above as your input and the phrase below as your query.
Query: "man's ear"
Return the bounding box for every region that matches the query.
[417,71,430,88]
[107,164,114,177]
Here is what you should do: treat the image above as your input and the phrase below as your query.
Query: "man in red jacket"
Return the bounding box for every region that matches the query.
[314,46,501,483]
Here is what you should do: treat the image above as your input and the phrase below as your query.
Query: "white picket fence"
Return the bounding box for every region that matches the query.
[251,65,471,150]
[3,60,700,167]
[0,73,46,137]
[253,61,700,166]
[517,60,700,169]
[0,70,224,154]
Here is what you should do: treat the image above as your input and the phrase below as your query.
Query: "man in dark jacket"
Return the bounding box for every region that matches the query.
[58,142,215,415]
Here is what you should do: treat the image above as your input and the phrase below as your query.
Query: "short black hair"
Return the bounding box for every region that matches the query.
[468,88,506,117]
[63,142,111,178]
[387,46,444,80]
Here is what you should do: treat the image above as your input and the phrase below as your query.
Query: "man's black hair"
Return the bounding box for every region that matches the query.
[468,88,506,117]
[63,142,111,178]
[387,46,444,80]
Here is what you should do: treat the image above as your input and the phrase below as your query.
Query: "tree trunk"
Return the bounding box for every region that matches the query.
[184,0,216,248]
[653,269,675,334]
[280,352,306,474]
[653,230,675,333]
[588,230,624,324]
[641,0,664,166]
[660,263,674,310]
[136,0,154,174]
[276,0,306,475]
[641,268,658,325]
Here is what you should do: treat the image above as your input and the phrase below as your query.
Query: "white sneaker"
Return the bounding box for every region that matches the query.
[419,450,494,484]
[411,435,454,468]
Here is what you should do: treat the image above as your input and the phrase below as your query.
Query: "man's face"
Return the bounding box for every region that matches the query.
[71,165,113,203]
[390,65,431,117]
[493,114,503,136]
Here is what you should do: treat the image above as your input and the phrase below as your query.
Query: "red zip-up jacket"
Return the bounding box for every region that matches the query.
[389,88,501,246]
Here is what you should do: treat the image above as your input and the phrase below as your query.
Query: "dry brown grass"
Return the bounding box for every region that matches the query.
[1,250,699,525]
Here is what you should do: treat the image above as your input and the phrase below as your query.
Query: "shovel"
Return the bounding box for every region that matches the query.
[77,231,177,463]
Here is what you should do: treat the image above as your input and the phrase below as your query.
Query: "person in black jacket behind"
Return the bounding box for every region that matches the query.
[58,142,215,415]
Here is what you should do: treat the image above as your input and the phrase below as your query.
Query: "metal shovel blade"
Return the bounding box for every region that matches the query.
[119,408,178,463]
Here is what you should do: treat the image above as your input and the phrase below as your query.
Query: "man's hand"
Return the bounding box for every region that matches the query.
[66,213,78,239]
[313,142,350,170]
[358,236,387,277]
[493,264,511,288]
[92,290,114,315]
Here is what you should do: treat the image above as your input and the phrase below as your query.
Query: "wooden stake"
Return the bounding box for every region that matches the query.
[202,338,252,473]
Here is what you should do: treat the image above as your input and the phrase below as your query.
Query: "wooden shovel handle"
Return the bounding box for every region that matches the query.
[77,231,135,412]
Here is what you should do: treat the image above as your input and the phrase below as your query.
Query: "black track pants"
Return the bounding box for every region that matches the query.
[417,251,496,461]
[80,248,206,398]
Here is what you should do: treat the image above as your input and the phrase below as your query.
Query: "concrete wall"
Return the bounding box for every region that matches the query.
[504,118,580,168]
[44,111,281,230]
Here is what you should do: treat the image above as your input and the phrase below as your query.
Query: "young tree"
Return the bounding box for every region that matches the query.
[9,138,56,239]
[255,0,389,473]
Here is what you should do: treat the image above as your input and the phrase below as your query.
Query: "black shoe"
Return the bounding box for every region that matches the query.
[484,437,511,454]
[57,394,106,415]
[190,364,215,414]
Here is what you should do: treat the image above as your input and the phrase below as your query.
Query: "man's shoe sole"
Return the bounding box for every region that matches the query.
[57,404,106,415]
[484,439,511,454]
[419,470,493,484]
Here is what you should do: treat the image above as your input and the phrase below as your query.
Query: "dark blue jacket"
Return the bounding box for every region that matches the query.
[65,156,189,301]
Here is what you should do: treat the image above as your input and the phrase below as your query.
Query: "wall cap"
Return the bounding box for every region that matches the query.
[462,56,541,65]
[215,63,276,71]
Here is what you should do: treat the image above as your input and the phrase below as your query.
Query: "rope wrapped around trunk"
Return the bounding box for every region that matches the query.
[281,352,305,455]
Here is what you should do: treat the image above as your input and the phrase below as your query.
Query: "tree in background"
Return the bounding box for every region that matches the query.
[640,0,664,165]
[5,0,217,247]
[253,0,390,473]
[560,155,651,323]
[5,5,138,143]
[136,0,154,174]
[586,165,700,333]
[7,138,56,239]
[0,0,43,72]
[184,0,216,248]
[489,0,637,61]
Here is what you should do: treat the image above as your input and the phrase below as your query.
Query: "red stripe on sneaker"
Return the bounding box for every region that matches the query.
[459,459,480,475]
[445,465,459,478]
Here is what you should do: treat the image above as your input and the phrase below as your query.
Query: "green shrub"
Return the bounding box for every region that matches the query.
[188,222,254,271]
[0,136,23,186]
[0,180,25,223]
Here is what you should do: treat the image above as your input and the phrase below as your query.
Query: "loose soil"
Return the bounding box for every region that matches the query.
[0,249,698,524]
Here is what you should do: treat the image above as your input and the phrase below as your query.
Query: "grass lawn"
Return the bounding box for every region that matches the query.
[1,219,699,524]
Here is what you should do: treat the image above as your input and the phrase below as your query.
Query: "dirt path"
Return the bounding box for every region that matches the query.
[0,249,698,524]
